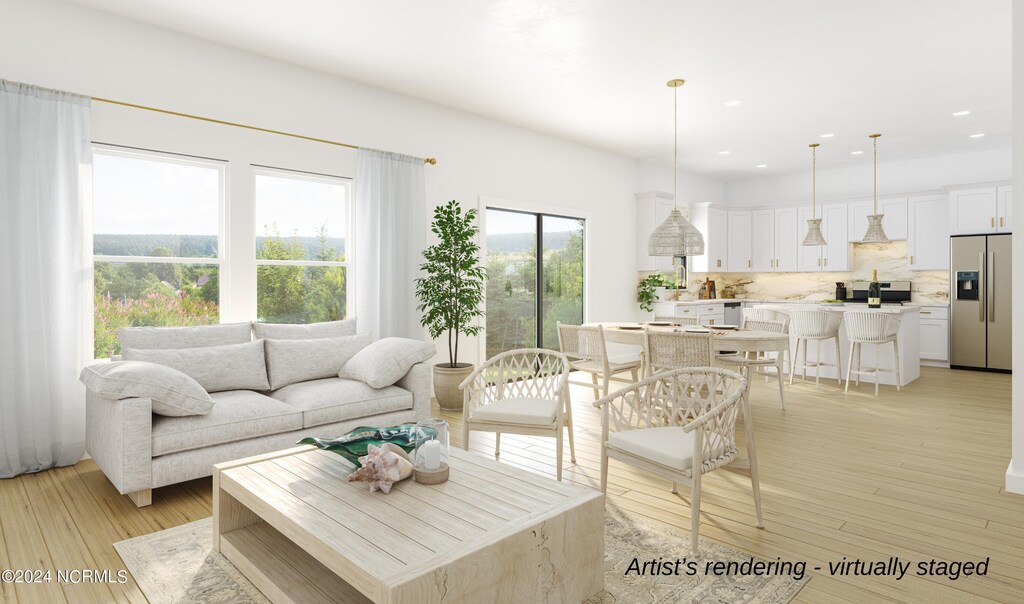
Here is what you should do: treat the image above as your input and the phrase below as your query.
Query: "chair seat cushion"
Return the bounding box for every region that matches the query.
[471,397,559,426]
[270,377,414,428]
[570,357,641,374]
[152,390,302,456]
[607,427,695,471]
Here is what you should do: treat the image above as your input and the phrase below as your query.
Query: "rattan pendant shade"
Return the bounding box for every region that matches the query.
[802,143,827,246]
[860,133,890,243]
[648,78,705,257]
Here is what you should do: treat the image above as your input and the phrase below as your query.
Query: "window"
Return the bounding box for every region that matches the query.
[92,147,224,358]
[254,168,351,324]
[485,208,585,358]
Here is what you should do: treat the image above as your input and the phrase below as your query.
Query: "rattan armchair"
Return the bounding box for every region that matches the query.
[460,349,575,480]
[557,323,641,400]
[593,367,761,555]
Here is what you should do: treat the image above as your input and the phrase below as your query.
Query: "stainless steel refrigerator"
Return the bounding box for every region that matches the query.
[950,234,1012,371]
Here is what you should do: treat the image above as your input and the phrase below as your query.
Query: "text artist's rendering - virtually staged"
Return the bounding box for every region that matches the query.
[2,1,1024,602]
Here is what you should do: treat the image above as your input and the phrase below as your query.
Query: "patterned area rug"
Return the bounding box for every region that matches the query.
[115,509,806,604]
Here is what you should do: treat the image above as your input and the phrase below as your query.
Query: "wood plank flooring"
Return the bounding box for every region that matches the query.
[0,366,1021,603]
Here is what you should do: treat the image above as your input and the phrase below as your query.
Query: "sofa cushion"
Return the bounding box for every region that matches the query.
[338,338,436,388]
[79,360,214,417]
[124,340,270,393]
[270,377,414,428]
[118,322,252,352]
[252,318,357,341]
[152,390,303,456]
[264,333,372,390]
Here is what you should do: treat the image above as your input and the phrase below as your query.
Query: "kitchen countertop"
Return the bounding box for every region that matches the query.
[657,298,940,310]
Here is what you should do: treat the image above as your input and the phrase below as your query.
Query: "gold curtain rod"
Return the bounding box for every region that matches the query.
[91,96,437,165]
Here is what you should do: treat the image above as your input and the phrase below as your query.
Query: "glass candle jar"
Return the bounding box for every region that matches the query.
[413,418,450,484]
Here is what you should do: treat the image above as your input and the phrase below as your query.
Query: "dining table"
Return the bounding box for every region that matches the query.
[585,321,792,474]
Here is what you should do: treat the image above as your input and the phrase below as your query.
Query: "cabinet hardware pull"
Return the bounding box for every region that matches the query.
[748,259,751,268]
[921,311,932,315]
[817,258,821,267]
[717,259,721,267]
[824,257,828,267]
[1000,217,1005,227]
[991,217,995,227]
[910,255,914,264]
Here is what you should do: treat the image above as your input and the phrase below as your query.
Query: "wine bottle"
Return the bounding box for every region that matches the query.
[868,269,881,308]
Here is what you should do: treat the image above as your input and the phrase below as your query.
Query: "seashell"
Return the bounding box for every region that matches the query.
[345,443,414,493]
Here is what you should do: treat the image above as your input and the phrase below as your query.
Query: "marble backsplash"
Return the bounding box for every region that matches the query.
[657,241,950,304]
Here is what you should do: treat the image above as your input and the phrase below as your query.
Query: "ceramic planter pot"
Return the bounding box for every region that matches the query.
[433,363,474,411]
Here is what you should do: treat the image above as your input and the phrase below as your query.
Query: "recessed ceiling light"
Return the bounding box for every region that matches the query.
[851,150,864,155]
[724,100,742,107]
[820,133,835,138]
[756,164,767,168]
[953,110,971,116]
[718,150,731,155]
[969,133,985,138]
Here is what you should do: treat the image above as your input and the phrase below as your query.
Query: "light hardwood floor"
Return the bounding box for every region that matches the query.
[1,366,1021,603]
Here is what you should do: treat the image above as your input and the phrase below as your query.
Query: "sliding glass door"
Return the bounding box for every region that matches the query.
[485,208,585,359]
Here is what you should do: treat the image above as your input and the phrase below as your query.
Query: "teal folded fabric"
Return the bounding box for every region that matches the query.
[299,424,429,467]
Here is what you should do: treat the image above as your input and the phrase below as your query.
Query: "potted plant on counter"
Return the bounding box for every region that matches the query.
[416,200,485,411]
[637,273,669,313]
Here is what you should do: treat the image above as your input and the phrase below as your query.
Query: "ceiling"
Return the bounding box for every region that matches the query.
[67,0,1012,181]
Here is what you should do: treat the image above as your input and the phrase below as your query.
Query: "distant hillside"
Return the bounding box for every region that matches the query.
[486,231,571,254]
[94,234,345,260]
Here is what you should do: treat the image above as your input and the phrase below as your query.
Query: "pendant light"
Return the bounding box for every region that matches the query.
[802,143,827,246]
[860,133,890,243]
[648,79,705,257]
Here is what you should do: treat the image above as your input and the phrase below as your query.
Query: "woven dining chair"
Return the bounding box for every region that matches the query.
[643,330,714,377]
[844,311,902,395]
[716,318,788,408]
[788,309,843,387]
[460,349,574,480]
[593,367,761,556]
[557,323,641,400]
[654,315,700,326]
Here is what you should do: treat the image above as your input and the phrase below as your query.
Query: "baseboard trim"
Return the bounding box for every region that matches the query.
[1005,460,1024,495]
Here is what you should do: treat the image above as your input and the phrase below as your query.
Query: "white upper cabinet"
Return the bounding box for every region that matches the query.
[690,204,727,272]
[847,197,908,241]
[727,211,752,272]
[821,203,850,271]
[750,209,775,272]
[949,187,998,235]
[635,192,675,271]
[997,186,1012,233]
[773,207,799,272]
[908,195,949,270]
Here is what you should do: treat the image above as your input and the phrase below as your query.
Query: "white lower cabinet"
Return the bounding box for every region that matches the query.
[918,306,949,364]
[653,302,724,325]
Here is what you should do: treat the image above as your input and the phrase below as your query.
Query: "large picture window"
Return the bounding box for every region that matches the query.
[485,208,585,359]
[254,168,351,324]
[92,147,224,357]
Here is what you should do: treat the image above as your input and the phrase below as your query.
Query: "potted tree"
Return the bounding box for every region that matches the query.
[415,200,485,411]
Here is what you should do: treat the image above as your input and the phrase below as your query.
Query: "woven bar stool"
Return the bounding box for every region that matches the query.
[844,311,902,396]
[788,309,842,387]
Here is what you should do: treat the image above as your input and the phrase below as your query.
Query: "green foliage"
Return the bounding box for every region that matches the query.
[637,273,668,312]
[416,200,485,367]
[255,222,347,324]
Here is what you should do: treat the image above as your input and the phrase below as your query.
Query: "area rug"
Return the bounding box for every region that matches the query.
[115,509,807,604]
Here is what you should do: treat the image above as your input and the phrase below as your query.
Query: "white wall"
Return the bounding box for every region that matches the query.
[0,0,639,366]
[1008,2,1023,495]
[635,159,726,204]
[725,148,1012,207]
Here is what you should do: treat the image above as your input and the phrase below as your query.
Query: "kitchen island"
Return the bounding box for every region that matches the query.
[758,303,920,387]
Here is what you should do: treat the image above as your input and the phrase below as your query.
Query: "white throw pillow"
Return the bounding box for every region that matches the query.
[338,338,436,388]
[265,333,373,390]
[252,318,357,340]
[79,361,214,417]
[123,340,270,393]
[118,322,253,351]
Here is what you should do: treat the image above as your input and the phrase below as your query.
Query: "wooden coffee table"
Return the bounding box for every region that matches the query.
[213,445,605,603]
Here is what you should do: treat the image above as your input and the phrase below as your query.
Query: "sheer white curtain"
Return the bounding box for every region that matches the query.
[355,149,426,339]
[0,81,91,477]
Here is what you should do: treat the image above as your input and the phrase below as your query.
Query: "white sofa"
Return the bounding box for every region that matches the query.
[82,319,433,507]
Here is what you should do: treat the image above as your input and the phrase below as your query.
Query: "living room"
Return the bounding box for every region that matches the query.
[2,0,1023,603]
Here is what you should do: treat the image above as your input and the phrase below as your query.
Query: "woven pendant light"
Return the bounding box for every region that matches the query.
[802,143,827,246]
[861,133,890,243]
[648,79,705,257]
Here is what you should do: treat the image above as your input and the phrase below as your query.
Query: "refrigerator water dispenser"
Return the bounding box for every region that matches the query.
[955,271,979,301]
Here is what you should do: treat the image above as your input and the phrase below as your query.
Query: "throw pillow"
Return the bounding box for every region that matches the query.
[79,361,214,417]
[123,340,270,393]
[265,333,373,390]
[252,318,357,340]
[338,338,436,389]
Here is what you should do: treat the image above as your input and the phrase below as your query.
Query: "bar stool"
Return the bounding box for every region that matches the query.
[844,311,902,395]
[788,309,842,387]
